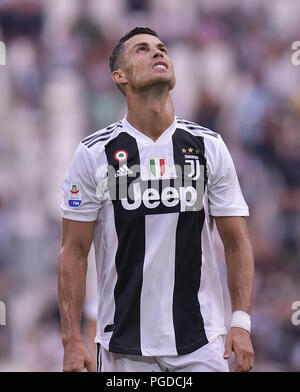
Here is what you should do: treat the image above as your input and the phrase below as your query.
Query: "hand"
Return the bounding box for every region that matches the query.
[223,327,254,372]
[63,340,96,372]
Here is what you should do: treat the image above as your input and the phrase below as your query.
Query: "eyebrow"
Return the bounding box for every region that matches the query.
[132,42,167,50]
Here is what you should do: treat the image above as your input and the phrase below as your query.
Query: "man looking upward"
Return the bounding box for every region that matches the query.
[58,27,254,372]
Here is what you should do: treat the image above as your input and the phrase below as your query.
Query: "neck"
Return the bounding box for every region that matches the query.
[126,87,174,142]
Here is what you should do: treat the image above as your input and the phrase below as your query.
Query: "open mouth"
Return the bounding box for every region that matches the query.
[152,61,168,71]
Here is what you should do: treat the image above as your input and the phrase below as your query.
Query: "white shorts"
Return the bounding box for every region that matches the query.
[96,335,229,372]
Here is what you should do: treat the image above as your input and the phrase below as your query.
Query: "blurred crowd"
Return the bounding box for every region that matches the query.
[0,0,300,372]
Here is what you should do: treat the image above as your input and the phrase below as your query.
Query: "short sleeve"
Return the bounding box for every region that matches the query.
[61,143,101,221]
[207,137,249,217]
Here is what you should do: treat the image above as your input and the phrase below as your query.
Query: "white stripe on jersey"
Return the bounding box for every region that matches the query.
[140,213,179,355]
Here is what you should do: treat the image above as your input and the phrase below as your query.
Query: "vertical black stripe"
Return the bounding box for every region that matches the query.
[96,343,100,372]
[172,128,208,354]
[105,132,145,355]
[99,345,102,372]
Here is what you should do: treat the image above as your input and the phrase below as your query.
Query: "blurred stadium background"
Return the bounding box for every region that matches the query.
[0,0,300,372]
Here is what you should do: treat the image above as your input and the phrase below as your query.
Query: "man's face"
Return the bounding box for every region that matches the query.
[118,34,176,92]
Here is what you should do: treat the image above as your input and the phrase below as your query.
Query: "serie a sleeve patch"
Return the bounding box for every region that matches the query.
[68,182,82,207]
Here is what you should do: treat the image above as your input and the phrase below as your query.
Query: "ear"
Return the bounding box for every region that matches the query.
[112,69,127,88]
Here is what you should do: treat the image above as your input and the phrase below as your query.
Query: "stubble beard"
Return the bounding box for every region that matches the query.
[130,74,175,96]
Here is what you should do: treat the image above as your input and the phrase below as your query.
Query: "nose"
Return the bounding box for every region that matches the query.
[152,47,164,58]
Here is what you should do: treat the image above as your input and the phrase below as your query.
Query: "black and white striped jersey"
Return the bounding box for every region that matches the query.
[61,116,249,356]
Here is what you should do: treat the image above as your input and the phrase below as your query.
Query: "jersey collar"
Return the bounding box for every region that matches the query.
[122,116,177,145]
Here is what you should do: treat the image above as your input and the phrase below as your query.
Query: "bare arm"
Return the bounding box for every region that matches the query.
[214,216,255,372]
[215,216,254,313]
[58,218,96,372]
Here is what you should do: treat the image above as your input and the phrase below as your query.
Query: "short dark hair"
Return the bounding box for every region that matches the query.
[109,27,159,73]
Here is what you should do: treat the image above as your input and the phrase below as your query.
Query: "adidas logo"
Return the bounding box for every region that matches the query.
[114,164,133,177]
